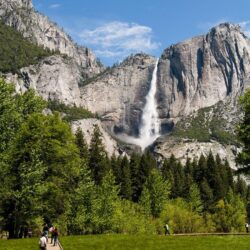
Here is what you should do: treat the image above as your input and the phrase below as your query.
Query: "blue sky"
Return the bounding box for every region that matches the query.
[33,0,250,66]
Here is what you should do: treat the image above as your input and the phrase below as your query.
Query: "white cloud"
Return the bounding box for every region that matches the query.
[79,21,160,58]
[49,4,61,9]
[239,21,250,37]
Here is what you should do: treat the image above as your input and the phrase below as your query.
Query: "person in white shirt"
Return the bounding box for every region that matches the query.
[164,223,170,235]
[39,233,47,250]
[246,223,249,233]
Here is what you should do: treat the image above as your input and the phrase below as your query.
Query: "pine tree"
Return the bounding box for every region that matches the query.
[235,176,247,200]
[171,162,185,198]
[120,155,132,200]
[89,125,109,185]
[200,179,214,211]
[137,152,157,200]
[185,157,193,176]
[207,151,225,201]
[161,158,175,190]
[110,154,122,185]
[236,89,250,173]
[75,127,89,162]
[194,154,207,184]
[225,159,234,189]
[129,152,141,202]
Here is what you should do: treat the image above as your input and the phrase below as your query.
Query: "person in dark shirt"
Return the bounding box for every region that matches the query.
[42,224,49,242]
[53,227,59,246]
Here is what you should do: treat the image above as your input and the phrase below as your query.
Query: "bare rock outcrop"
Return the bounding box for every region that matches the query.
[71,119,121,157]
[154,136,239,169]
[5,56,82,105]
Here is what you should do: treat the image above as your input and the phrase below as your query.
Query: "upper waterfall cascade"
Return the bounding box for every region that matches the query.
[138,58,160,150]
[115,58,160,151]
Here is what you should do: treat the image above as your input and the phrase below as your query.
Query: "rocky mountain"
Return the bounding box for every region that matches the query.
[80,54,156,136]
[157,23,250,123]
[152,23,250,166]
[1,0,249,165]
[0,0,104,104]
[79,23,250,166]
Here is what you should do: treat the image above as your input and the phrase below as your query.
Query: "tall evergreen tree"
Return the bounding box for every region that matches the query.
[75,127,89,162]
[194,154,207,184]
[129,152,141,202]
[237,89,250,173]
[110,154,122,185]
[89,125,109,185]
[137,152,157,200]
[120,155,132,200]
[200,179,214,211]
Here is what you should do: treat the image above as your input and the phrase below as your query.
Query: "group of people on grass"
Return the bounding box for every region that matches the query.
[39,224,59,250]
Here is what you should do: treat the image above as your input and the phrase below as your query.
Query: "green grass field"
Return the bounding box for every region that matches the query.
[0,238,38,250]
[1,235,250,250]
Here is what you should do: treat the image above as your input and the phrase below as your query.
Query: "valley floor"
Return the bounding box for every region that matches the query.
[1,234,250,250]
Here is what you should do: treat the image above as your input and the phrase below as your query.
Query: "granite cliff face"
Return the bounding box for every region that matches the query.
[80,54,156,136]
[157,23,250,123]
[5,55,82,105]
[0,0,104,104]
[152,23,250,164]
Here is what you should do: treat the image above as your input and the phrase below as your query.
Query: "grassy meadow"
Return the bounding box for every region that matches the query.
[1,235,250,250]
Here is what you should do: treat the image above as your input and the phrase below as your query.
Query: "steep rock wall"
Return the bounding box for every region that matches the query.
[80,54,156,136]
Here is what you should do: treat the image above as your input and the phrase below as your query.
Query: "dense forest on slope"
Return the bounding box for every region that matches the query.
[48,100,97,122]
[0,22,57,73]
[172,103,237,145]
[0,78,250,238]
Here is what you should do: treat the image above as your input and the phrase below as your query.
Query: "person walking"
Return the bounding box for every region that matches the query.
[246,223,249,233]
[50,226,55,244]
[42,224,49,243]
[164,223,170,235]
[39,233,47,250]
[53,227,59,246]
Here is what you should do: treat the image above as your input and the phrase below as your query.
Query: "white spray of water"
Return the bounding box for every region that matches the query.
[138,58,160,150]
[117,59,160,151]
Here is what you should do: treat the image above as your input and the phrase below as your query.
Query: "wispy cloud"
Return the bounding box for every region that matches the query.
[198,19,228,31]
[49,4,61,9]
[239,21,250,37]
[79,21,160,59]
[198,19,250,37]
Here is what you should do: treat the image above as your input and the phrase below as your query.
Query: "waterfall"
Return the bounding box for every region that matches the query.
[116,58,160,151]
[138,58,160,150]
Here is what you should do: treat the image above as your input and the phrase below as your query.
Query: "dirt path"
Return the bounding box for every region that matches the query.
[46,239,61,250]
